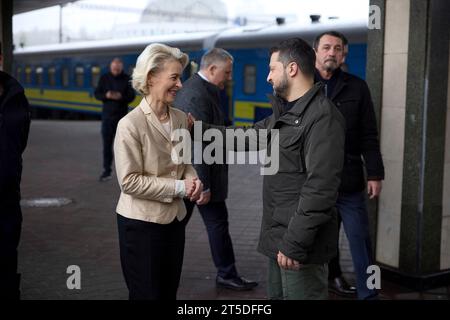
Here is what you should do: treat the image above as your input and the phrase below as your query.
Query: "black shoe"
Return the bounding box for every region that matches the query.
[216,276,258,291]
[0,273,21,300]
[99,172,112,182]
[328,276,357,296]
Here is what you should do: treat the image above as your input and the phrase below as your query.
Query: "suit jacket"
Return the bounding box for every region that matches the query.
[173,73,229,202]
[114,98,198,224]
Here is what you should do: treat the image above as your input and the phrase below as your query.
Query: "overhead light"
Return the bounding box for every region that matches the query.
[310,14,321,23]
[275,17,285,25]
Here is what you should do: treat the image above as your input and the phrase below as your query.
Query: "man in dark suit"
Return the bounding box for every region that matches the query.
[314,31,385,299]
[0,42,31,299]
[173,48,257,291]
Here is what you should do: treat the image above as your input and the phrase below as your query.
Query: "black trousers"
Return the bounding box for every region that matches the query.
[101,117,121,174]
[184,200,238,279]
[0,199,22,299]
[117,214,186,300]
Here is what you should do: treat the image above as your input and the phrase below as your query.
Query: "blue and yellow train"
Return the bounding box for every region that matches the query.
[14,20,367,125]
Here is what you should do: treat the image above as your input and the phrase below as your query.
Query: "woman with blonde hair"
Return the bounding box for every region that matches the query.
[114,43,202,300]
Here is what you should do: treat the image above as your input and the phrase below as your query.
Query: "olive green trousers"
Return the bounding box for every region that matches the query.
[267,258,328,300]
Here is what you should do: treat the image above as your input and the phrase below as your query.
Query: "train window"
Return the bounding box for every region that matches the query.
[25,67,32,85]
[75,66,84,87]
[36,67,44,86]
[243,65,257,95]
[91,66,101,87]
[16,67,22,82]
[62,68,69,87]
[189,61,199,77]
[48,67,56,86]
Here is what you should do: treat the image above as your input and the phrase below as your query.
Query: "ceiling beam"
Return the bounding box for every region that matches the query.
[14,0,75,15]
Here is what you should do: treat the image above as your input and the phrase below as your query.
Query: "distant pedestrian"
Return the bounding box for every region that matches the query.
[94,58,135,182]
[0,42,31,300]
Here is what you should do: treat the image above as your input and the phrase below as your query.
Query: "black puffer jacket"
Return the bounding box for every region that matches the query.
[0,71,31,205]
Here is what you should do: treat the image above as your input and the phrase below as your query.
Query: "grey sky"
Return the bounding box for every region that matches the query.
[13,0,369,34]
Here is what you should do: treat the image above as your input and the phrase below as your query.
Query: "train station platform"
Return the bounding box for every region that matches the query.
[17,120,450,300]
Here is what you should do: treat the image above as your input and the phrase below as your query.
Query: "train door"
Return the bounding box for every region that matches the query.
[229,48,272,126]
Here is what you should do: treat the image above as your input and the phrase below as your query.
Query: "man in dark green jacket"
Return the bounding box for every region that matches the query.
[259,38,345,300]
[192,38,345,299]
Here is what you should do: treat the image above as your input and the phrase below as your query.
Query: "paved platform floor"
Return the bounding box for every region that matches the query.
[17,120,450,300]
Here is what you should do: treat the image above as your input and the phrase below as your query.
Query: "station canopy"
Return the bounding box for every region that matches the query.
[14,0,75,14]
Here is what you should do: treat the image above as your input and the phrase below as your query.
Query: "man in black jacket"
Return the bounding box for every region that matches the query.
[0,43,31,299]
[314,31,385,300]
[173,48,257,291]
[95,58,135,181]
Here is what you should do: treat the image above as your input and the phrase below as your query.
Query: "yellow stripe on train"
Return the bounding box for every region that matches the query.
[24,88,142,108]
[29,100,101,112]
[234,100,271,120]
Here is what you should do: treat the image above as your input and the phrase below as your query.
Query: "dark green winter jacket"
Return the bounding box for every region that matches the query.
[255,83,345,264]
[199,83,345,264]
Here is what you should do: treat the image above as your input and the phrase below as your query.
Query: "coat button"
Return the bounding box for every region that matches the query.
[295,120,299,124]
[171,171,176,177]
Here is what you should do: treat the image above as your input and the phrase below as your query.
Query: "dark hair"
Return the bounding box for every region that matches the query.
[270,37,316,79]
[313,31,348,50]
[111,57,123,64]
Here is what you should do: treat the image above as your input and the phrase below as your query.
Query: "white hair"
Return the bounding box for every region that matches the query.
[132,43,189,96]
[200,48,233,70]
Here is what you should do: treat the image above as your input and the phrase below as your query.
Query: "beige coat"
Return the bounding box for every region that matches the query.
[114,98,197,224]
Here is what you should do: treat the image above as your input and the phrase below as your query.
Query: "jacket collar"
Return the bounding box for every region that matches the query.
[194,73,221,99]
[268,82,324,119]
[330,69,350,100]
[314,68,351,100]
[138,97,182,143]
[108,71,126,79]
